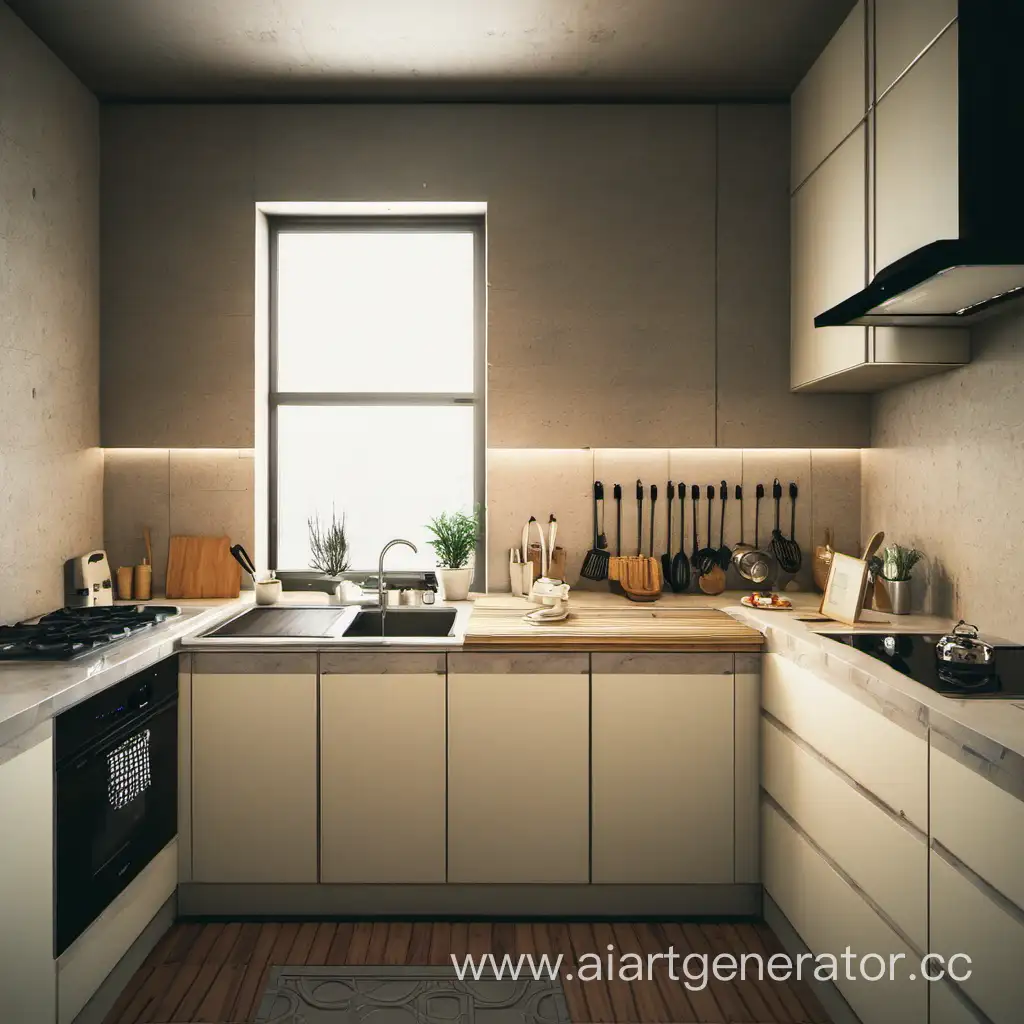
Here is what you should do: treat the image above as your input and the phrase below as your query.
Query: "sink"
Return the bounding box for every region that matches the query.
[204,607,348,638]
[342,608,457,639]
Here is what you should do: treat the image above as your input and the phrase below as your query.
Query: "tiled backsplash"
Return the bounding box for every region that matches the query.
[103,449,255,594]
[103,447,860,596]
[488,449,862,592]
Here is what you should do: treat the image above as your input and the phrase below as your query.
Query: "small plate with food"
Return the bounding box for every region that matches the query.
[741,592,794,610]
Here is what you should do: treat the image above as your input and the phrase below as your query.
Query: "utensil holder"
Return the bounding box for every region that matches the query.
[116,566,134,601]
[510,561,534,596]
[133,563,152,601]
[528,544,567,582]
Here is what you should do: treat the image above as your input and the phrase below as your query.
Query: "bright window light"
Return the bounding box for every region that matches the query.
[271,220,483,574]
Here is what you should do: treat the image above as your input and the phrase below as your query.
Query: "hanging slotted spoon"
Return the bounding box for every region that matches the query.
[697,484,719,576]
[670,481,691,592]
[770,478,803,575]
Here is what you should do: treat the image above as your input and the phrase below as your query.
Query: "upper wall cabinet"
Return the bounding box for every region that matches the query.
[791,0,867,193]
[874,23,959,271]
[875,0,958,98]
[790,1,970,392]
[790,127,868,388]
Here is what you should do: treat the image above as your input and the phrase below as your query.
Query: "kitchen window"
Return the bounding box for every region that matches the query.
[269,217,485,579]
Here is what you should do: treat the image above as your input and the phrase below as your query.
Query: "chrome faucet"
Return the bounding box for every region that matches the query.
[377,538,417,633]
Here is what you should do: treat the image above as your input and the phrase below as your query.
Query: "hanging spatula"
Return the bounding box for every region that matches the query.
[670,481,691,592]
[580,481,610,581]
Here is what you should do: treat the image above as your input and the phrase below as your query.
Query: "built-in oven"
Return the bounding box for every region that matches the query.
[54,656,178,956]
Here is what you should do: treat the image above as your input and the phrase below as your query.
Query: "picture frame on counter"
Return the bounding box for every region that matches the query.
[819,551,870,626]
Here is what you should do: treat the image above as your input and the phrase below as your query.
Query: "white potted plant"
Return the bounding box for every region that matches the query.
[308,509,350,600]
[425,507,483,602]
[881,543,922,615]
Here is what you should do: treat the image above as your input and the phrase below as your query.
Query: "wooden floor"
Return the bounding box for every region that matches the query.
[103,920,831,1023]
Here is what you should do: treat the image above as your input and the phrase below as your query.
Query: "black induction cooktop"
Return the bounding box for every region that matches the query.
[836,632,1024,699]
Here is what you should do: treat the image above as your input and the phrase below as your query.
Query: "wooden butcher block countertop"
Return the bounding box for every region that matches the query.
[464,594,765,651]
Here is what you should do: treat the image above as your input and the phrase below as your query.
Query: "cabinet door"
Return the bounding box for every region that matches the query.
[931,849,1024,1024]
[447,653,589,883]
[591,654,734,883]
[191,654,317,883]
[762,716,927,950]
[791,124,868,388]
[875,23,959,271]
[875,0,957,98]
[763,801,926,1024]
[930,745,1024,915]
[0,727,55,1024]
[791,0,867,191]
[930,981,987,1024]
[762,653,928,829]
[320,654,446,883]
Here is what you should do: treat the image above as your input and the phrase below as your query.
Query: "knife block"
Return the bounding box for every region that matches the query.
[528,544,567,582]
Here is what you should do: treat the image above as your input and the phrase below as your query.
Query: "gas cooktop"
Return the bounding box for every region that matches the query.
[0,605,181,661]
[836,632,1024,699]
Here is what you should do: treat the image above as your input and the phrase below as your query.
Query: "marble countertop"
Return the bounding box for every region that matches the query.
[0,603,233,749]
[4,588,1022,778]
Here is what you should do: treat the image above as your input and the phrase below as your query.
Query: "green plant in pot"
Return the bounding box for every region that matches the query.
[308,509,350,578]
[881,543,922,615]
[425,506,483,602]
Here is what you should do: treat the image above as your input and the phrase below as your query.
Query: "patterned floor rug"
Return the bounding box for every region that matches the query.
[253,965,571,1024]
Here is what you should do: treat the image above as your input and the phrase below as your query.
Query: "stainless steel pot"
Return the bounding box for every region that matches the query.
[936,621,995,672]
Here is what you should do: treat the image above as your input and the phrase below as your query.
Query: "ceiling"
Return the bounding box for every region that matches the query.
[7,0,855,102]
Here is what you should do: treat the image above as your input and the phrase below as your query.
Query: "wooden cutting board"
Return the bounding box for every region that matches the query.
[464,602,763,651]
[165,535,241,599]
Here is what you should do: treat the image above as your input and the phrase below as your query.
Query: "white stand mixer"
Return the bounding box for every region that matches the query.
[521,515,571,624]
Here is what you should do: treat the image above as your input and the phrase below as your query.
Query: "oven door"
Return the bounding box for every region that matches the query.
[55,696,177,956]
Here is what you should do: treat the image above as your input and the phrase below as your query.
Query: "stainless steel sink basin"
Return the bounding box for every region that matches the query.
[342,608,457,639]
[205,607,348,638]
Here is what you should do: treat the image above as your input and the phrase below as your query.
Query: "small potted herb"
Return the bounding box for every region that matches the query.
[308,509,350,578]
[425,506,483,601]
[881,543,922,615]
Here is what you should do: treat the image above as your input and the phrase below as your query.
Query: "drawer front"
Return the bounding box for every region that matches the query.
[762,654,928,828]
[762,801,926,1024]
[762,717,927,949]
[931,745,1024,912]
[929,980,987,1024]
[931,849,1024,1024]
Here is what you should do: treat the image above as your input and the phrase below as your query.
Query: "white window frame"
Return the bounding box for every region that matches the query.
[267,216,486,586]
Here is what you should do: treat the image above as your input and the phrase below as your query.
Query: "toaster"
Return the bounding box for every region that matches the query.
[64,550,114,607]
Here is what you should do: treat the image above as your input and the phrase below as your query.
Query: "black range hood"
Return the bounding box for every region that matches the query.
[815,240,1024,327]
[816,0,1024,329]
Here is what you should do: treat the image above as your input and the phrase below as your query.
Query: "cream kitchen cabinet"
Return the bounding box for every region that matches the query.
[762,801,926,1024]
[191,653,317,883]
[874,0,958,99]
[930,848,1024,1024]
[590,654,735,884]
[874,22,959,272]
[0,725,55,1024]
[762,653,929,829]
[320,653,446,884]
[790,0,867,192]
[761,715,928,951]
[790,125,869,389]
[446,653,589,883]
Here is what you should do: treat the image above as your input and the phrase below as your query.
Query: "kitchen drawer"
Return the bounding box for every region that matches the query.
[931,745,1024,912]
[762,653,927,828]
[930,980,987,1024]
[762,800,926,1023]
[931,848,1024,1024]
[762,717,927,949]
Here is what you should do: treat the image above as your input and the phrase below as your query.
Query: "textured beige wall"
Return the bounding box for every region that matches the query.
[864,306,1024,641]
[0,5,102,622]
[99,102,869,449]
[103,450,255,595]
